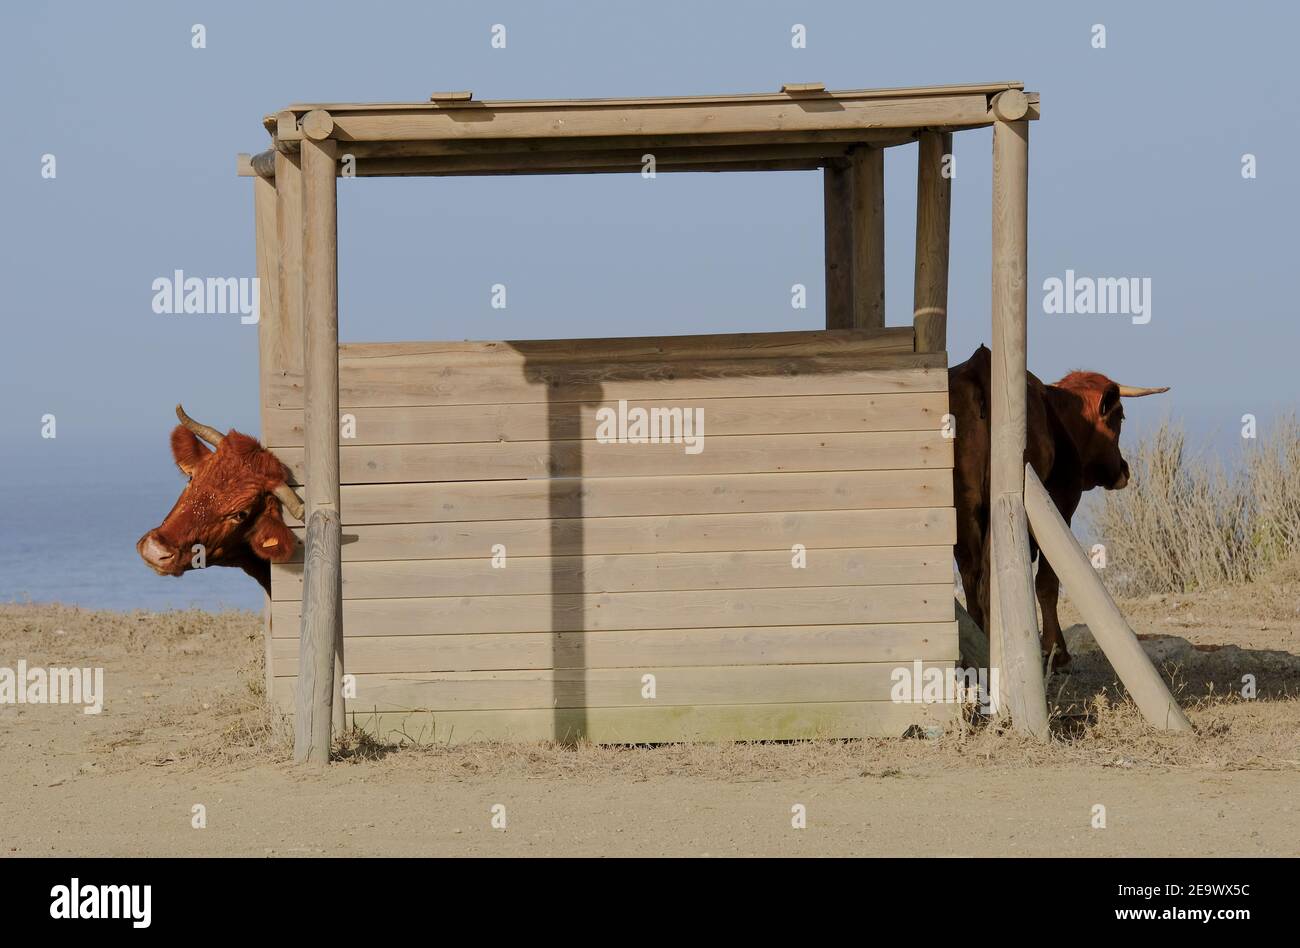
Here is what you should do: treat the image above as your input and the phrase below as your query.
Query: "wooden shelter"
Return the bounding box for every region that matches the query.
[237,81,1186,763]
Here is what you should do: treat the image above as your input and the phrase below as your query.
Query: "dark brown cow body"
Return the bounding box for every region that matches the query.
[949,345,1166,669]
[137,406,304,593]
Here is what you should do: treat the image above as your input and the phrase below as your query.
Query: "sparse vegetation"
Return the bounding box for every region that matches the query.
[1088,417,1300,598]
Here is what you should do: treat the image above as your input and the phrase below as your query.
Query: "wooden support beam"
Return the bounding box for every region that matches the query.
[299,135,345,755]
[823,161,854,329]
[253,171,280,698]
[849,147,885,329]
[273,151,304,376]
[295,508,341,765]
[278,91,997,145]
[336,129,916,160]
[1023,467,1194,732]
[319,144,851,178]
[988,116,1048,739]
[913,131,952,353]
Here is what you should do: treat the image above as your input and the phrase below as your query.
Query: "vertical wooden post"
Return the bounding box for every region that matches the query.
[849,147,885,329]
[989,96,1048,739]
[823,160,854,329]
[297,121,344,763]
[273,151,304,378]
[913,131,952,353]
[253,172,280,701]
[295,508,341,764]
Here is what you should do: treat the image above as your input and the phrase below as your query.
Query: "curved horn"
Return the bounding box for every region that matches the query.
[1116,385,1170,398]
[175,404,226,446]
[272,483,306,522]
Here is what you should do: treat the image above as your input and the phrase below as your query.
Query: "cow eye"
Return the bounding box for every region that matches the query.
[226,510,250,523]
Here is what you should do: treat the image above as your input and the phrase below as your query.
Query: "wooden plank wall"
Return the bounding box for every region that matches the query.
[263,326,958,742]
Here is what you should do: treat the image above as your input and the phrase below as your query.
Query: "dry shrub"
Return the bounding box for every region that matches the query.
[1088,416,1300,596]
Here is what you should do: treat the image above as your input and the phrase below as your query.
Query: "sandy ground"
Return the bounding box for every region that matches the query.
[2,584,1298,858]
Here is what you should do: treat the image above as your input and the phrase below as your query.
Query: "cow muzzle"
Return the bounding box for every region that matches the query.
[137,530,184,576]
[1109,460,1131,490]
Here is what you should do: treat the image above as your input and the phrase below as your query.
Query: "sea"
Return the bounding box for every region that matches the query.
[0,478,263,613]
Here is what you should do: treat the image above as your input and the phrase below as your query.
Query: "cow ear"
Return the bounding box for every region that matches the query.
[247,497,296,563]
[170,425,212,476]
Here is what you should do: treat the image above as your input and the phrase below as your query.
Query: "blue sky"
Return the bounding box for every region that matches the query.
[2,0,1297,488]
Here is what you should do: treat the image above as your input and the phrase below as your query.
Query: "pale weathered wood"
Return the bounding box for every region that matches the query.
[295,508,339,764]
[349,157,830,177]
[274,660,957,711]
[990,494,1049,737]
[301,137,345,741]
[332,325,913,366]
[1023,467,1193,731]
[301,109,334,141]
[286,82,1024,113]
[913,131,952,353]
[270,545,953,600]
[988,116,1045,738]
[303,93,995,144]
[824,161,854,329]
[272,352,948,409]
[254,170,281,689]
[850,147,885,329]
[990,89,1030,122]
[340,701,956,744]
[314,143,851,177]
[338,129,917,161]
[271,583,955,637]
[285,506,958,563]
[272,151,304,376]
[280,468,954,527]
[266,391,948,447]
[276,430,952,486]
[273,622,959,674]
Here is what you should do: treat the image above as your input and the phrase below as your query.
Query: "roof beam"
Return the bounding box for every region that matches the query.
[274,92,993,145]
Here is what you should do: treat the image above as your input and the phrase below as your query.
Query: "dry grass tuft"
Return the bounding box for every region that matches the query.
[1089,417,1300,598]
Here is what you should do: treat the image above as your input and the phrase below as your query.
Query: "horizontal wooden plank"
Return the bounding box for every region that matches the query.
[284,468,953,526]
[277,430,952,486]
[285,506,956,562]
[270,583,955,637]
[329,148,834,177]
[335,327,913,366]
[270,545,955,600]
[272,622,959,674]
[289,83,1023,113]
[272,661,956,710]
[265,391,948,447]
[310,94,993,144]
[272,352,947,409]
[336,129,921,162]
[337,701,957,743]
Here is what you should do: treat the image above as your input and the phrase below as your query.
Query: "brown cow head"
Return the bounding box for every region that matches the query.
[1048,373,1168,491]
[137,405,304,593]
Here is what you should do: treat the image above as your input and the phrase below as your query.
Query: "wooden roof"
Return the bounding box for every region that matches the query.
[240,82,1038,178]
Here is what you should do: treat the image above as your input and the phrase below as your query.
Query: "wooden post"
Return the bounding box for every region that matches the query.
[849,147,885,329]
[823,160,854,329]
[989,106,1048,739]
[913,131,952,353]
[298,124,344,761]
[253,171,280,701]
[295,508,341,764]
[1023,467,1194,732]
[273,151,304,377]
